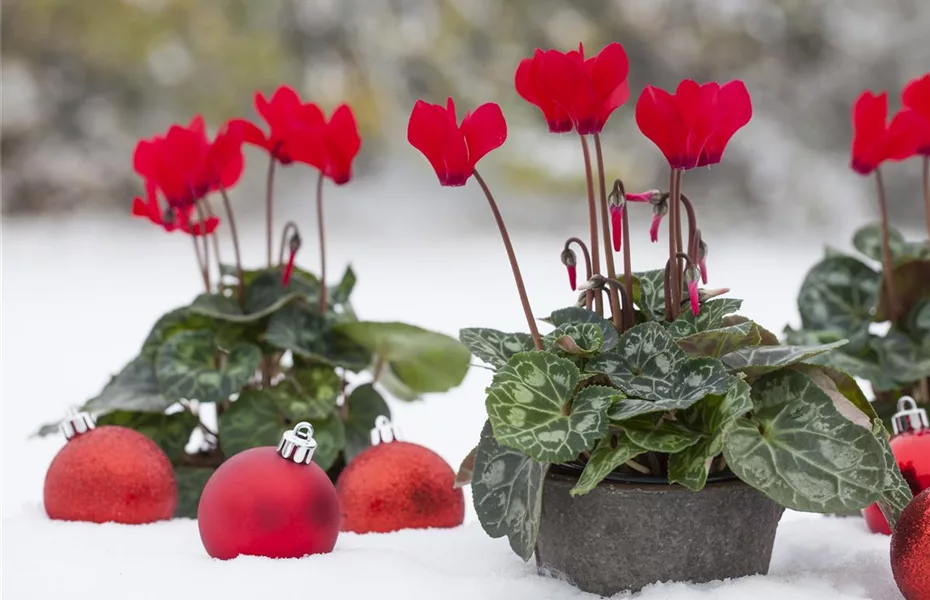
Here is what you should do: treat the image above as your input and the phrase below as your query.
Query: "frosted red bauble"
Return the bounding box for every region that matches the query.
[862,430,930,534]
[336,441,464,534]
[891,488,930,600]
[43,425,177,524]
[197,447,340,559]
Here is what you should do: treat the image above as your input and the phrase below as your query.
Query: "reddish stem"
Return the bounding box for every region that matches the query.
[875,168,899,320]
[473,170,543,350]
[593,134,622,331]
[219,187,244,299]
[580,135,603,316]
[265,157,277,267]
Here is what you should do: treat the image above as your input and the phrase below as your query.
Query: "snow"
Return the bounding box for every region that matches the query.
[1,203,910,599]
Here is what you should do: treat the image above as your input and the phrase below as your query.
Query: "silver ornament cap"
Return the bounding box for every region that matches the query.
[892,396,929,435]
[60,407,96,441]
[370,415,402,447]
[277,422,318,465]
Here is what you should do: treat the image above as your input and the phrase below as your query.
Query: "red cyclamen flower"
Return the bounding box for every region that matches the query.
[407,98,507,186]
[133,116,244,209]
[290,104,362,185]
[230,85,325,165]
[850,90,922,175]
[132,180,219,236]
[636,80,752,170]
[515,43,630,135]
[902,74,930,155]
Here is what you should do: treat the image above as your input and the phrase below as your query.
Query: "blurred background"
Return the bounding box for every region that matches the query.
[3,0,930,515]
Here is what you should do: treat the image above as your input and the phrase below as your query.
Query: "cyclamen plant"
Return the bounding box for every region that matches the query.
[36,85,470,517]
[787,74,930,425]
[408,43,912,560]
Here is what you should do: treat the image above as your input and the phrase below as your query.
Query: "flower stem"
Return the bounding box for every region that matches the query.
[196,201,212,290]
[315,171,328,315]
[875,168,900,320]
[666,168,683,320]
[265,157,277,267]
[564,237,593,309]
[679,193,698,267]
[190,232,210,292]
[473,169,543,350]
[580,135,603,316]
[674,171,685,310]
[593,134,622,331]
[923,157,930,241]
[203,196,223,273]
[219,187,244,297]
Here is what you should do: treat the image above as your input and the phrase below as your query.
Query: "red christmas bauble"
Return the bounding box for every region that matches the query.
[44,425,177,524]
[198,446,340,559]
[336,441,464,534]
[863,431,930,535]
[891,488,930,600]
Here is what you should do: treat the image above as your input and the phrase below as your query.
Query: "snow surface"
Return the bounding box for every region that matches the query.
[1,204,912,599]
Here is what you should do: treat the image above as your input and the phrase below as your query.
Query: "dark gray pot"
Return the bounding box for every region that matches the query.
[535,466,785,596]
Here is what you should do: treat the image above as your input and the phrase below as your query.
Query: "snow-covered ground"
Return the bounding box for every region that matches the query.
[0,197,910,599]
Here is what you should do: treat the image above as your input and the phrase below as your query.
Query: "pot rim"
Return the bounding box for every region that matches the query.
[550,460,740,486]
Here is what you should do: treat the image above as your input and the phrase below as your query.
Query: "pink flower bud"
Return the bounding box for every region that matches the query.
[567,264,578,291]
[688,279,700,316]
[610,204,623,252]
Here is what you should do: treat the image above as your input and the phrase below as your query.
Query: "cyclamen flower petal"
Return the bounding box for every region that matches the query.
[649,212,664,243]
[567,264,577,291]
[610,204,623,252]
[407,98,507,186]
[290,103,362,185]
[850,91,922,174]
[687,280,700,316]
[131,180,219,237]
[234,85,326,165]
[902,74,930,155]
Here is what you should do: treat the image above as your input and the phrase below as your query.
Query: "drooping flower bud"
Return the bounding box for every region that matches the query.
[561,248,578,291]
[626,189,661,203]
[282,232,302,286]
[687,279,700,316]
[610,205,624,252]
[649,197,669,243]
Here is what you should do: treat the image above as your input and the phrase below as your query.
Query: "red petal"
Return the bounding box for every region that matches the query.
[536,50,590,131]
[567,264,577,291]
[610,205,623,252]
[636,86,684,168]
[696,80,752,167]
[227,118,272,151]
[515,51,573,133]
[850,91,888,175]
[902,73,930,118]
[462,102,507,175]
[132,139,158,178]
[408,100,465,185]
[883,108,922,162]
[676,80,718,169]
[587,43,630,131]
[322,104,361,185]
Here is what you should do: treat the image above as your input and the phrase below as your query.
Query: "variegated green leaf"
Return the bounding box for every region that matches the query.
[587,322,728,408]
[569,432,645,496]
[276,364,341,420]
[243,269,320,316]
[852,222,906,263]
[308,414,346,470]
[83,357,171,413]
[454,446,477,489]
[543,307,620,351]
[871,331,930,383]
[797,255,879,331]
[619,415,702,453]
[156,330,261,404]
[141,308,223,360]
[720,340,848,377]
[459,328,536,369]
[97,409,200,463]
[677,321,762,358]
[667,298,744,338]
[631,269,667,319]
[486,353,614,462]
[872,421,913,530]
[472,421,548,561]
[329,265,357,305]
[266,305,371,371]
[722,369,886,513]
[608,397,697,421]
[343,383,390,461]
[543,322,603,355]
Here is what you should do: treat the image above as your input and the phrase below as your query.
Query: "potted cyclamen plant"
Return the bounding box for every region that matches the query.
[35,85,470,517]
[407,43,912,596]
[786,74,930,428]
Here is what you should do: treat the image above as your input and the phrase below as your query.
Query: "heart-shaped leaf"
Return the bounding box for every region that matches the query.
[332,321,470,395]
[276,364,341,420]
[569,432,645,496]
[141,308,222,360]
[631,269,667,319]
[542,307,620,352]
[329,265,357,306]
[471,421,548,561]
[667,298,744,338]
[343,383,390,461]
[486,352,615,463]
[217,390,284,457]
[852,222,907,263]
[618,415,702,453]
[543,322,603,356]
[871,331,930,384]
[173,467,215,519]
[459,328,536,370]
[721,340,848,377]
[722,369,886,513]
[797,255,880,331]
[83,357,171,413]
[156,330,261,404]
[677,321,762,358]
[265,305,371,371]
[587,322,728,409]
[454,446,477,489]
[243,269,320,316]
[307,414,346,471]
[872,421,913,530]
[97,409,200,462]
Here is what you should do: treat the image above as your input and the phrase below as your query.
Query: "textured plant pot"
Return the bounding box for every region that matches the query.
[535,465,785,596]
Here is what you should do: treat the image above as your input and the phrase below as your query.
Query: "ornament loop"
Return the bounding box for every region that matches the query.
[370,415,402,446]
[892,396,929,436]
[60,406,96,441]
[277,421,318,465]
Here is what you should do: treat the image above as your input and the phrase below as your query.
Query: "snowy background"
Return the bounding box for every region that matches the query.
[1,172,920,597]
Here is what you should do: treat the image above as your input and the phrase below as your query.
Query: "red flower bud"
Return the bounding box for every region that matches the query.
[610,204,623,252]
[687,279,700,316]
[560,248,578,291]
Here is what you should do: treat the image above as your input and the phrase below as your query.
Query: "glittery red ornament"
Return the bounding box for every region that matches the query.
[891,488,930,600]
[863,397,930,535]
[43,412,177,524]
[198,422,340,559]
[336,417,464,533]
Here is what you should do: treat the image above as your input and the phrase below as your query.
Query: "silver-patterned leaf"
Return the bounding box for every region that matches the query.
[852,222,906,263]
[871,331,930,384]
[569,432,645,496]
[587,322,728,407]
[722,369,886,513]
[619,415,702,453]
[471,421,548,561]
[677,321,761,358]
[667,298,744,338]
[631,269,668,319]
[83,357,171,413]
[543,322,603,355]
[156,330,261,404]
[872,421,913,530]
[721,340,848,377]
[797,256,880,332]
[486,352,615,462]
[459,328,537,369]
[543,307,620,352]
